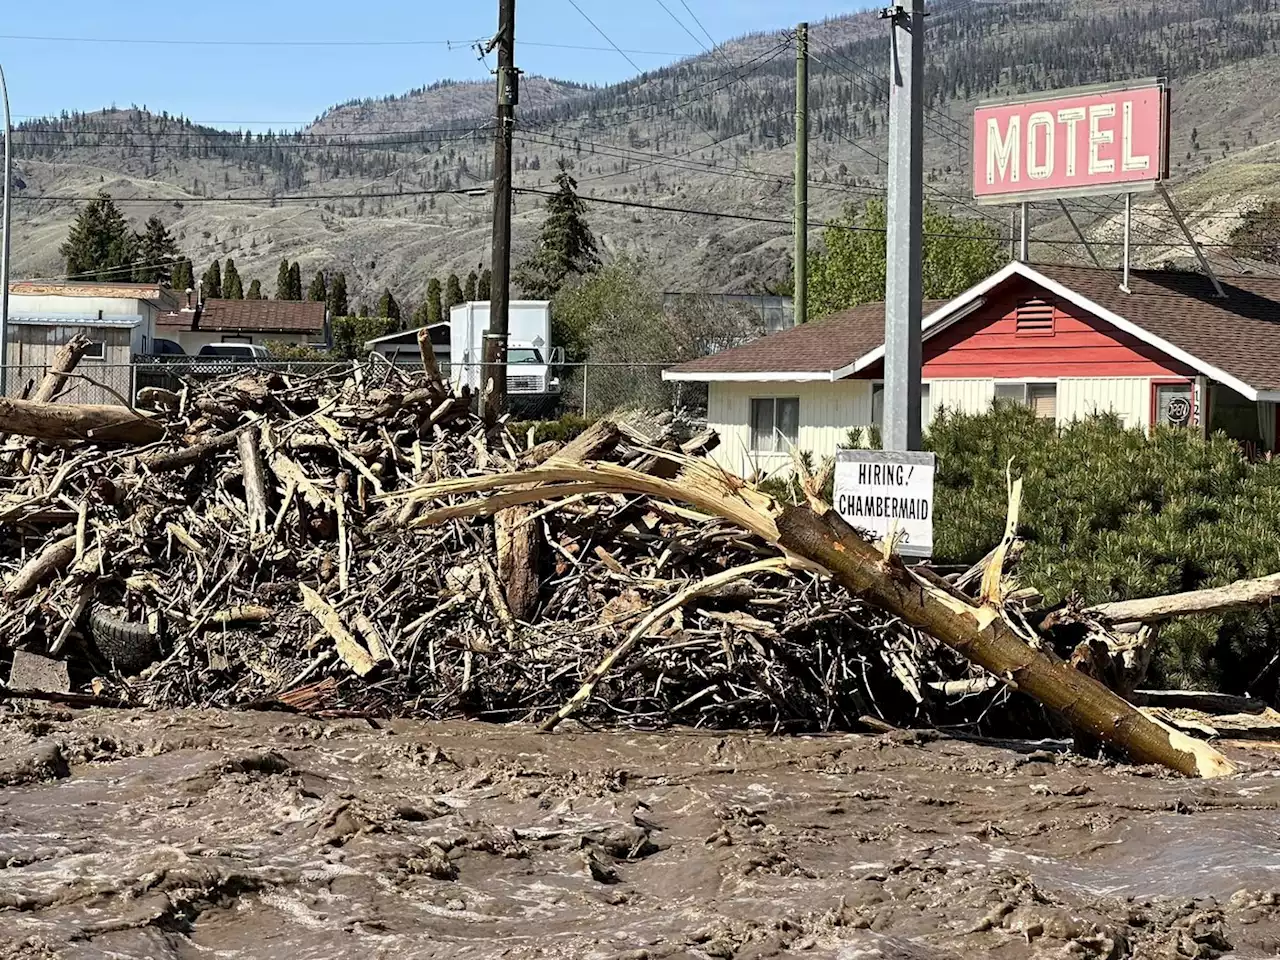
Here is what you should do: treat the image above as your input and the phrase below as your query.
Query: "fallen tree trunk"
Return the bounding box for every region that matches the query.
[31,335,93,405]
[394,456,1237,778]
[0,397,164,444]
[1084,573,1280,625]
[238,427,270,536]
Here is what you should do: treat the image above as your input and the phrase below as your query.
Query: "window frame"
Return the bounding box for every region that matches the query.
[1150,378,1195,429]
[870,380,931,427]
[993,379,1058,419]
[81,339,107,361]
[749,396,800,454]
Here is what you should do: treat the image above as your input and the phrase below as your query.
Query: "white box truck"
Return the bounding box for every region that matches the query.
[449,300,563,401]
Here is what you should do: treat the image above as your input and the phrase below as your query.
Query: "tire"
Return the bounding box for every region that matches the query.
[86,603,161,675]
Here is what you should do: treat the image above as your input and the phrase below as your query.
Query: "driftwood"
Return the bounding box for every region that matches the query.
[5,535,77,598]
[237,427,270,536]
[1085,573,1280,625]
[398,456,1237,778]
[0,397,164,444]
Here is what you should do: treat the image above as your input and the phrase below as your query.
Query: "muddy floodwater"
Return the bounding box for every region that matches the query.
[2,709,1280,959]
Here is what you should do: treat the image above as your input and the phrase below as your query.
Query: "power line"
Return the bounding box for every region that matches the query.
[13,185,483,204]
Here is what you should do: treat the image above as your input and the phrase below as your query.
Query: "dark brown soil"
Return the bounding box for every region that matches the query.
[1,707,1279,959]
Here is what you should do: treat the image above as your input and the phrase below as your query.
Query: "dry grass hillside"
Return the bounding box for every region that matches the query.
[8,0,1280,308]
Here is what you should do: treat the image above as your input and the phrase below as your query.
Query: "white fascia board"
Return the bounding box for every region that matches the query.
[11,314,142,328]
[662,370,834,383]
[1255,390,1280,403]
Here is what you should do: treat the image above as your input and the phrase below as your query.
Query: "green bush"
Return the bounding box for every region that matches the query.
[508,414,595,446]
[924,404,1280,691]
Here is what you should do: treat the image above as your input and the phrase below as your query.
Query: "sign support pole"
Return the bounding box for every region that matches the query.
[483,0,516,421]
[1121,192,1132,293]
[1019,202,1030,262]
[0,64,11,399]
[1058,198,1103,268]
[881,0,924,453]
[793,22,808,326]
[1156,182,1226,299]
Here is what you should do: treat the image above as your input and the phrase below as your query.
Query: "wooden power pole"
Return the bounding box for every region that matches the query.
[484,0,517,420]
[794,22,808,326]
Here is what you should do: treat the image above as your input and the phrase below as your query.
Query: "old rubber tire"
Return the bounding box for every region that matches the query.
[86,604,161,675]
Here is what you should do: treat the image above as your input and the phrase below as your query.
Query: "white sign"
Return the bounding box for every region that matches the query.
[833,450,936,558]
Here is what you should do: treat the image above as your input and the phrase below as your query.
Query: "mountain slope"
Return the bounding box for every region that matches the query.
[8,0,1280,308]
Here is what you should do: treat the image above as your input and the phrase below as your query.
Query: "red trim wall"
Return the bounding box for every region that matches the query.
[859,278,1196,380]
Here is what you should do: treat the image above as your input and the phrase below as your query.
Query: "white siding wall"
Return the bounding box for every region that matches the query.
[706,381,873,478]
[171,329,319,352]
[1057,377,1152,429]
[930,379,995,416]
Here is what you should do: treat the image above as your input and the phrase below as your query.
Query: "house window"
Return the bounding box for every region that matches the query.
[1154,382,1193,428]
[1015,298,1056,336]
[82,339,106,361]
[750,397,799,453]
[994,381,1057,419]
[871,383,931,427]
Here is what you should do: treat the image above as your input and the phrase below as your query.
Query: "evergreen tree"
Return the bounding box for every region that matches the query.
[425,278,443,326]
[477,267,492,300]
[376,288,401,323]
[275,259,292,300]
[464,269,478,302]
[133,215,180,283]
[307,270,327,302]
[200,259,223,300]
[59,191,139,281]
[329,272,349,316]
[171,257,195,293]
[287,261,303,300]
[223,258,244,299]
[514,161,600,298]
[444,273,464,312]
[357,301,370,318]
[246,278,263,299]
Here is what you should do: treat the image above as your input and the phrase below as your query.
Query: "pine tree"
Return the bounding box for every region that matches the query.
[329,272,350,316]
[288,262,303,300]
[426,278,443,326]
[246,278,263,300]
[376,288,401,323]
[171,257,195,293]
[223,258,244,299]
[464,269,478,302]
[133,215,180,284]
[59,191,139,281]
[275,259,292,300]
[444,273,464,312]
[477,267,492,300]
[200,259,223,300]
[513,160,600,298]
[307,270,327,303]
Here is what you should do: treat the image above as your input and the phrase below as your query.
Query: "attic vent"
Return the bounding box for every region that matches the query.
[1015,298,1056,336]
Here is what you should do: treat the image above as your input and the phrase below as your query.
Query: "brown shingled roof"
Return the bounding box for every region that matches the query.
[197,299,326,334]
[665,300,946,378]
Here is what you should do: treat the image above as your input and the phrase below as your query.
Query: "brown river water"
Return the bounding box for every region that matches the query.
[2,707,1279,959]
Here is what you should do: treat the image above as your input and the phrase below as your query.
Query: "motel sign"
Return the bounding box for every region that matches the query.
[973,81,1169,203]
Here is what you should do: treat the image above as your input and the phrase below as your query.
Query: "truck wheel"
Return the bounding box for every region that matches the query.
[86,603,161,675]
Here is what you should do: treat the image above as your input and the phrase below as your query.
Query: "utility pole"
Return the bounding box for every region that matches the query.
[484,0,516,420]
[881,0,924,452]
[0,64,11,399]
[794,22,808,326]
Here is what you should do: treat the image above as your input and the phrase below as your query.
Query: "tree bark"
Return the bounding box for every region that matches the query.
[0,398,164,444]
[237,426,270,535]
[495,504,540,622]
[5,535,77,598]
[31,335,92,405]
[138,426,244,473]
[773,506,1236,779]
[1085,573,1280,625]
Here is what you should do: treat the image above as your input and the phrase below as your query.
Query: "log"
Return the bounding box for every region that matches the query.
[1085,573,1280,625]
[237,427,270,536]
[549,419,622,464]
[31,335,92,404]
[137,426,244,473]
[0,397,164,444]
[495,504,540,621]
[1131,689,1269,715]
[773,506,1236,779]
[299,585,377,676]
[6,535,77,598]
[416,326,445,387]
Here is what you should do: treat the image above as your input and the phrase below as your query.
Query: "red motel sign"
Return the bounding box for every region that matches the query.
[972,81,1169,203]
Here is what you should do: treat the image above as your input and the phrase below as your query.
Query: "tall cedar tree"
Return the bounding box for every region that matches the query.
[464,269,478,301]
[134,215,180,283]
[60,191,139,281]
[171,257,195,293]
[275,259,292,300]
[411,298,431,327]
[246,278,263,300]
[329,272,349,316]
[308,270,327,302]
[201,260,223,300]
[425,278,443,326]
[444,274,464,312]
[377,289,402,323]
[287,262,303,300]
[223,259,245,299]
[477,267,492,300]
[514,161,600,298]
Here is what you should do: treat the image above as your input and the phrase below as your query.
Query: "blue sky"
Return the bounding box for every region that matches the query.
[2,1,863,131]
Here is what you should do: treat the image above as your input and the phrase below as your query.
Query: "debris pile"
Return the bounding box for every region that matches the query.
[0,359,954,729]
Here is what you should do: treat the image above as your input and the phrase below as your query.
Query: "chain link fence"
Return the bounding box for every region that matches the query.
[1,358,708,421]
